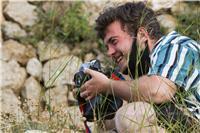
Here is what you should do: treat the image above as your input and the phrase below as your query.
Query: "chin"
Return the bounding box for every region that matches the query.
[118,64,127,73]
[118,59,127,72]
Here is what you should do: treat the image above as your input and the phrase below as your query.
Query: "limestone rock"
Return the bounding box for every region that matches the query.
[21,77,42,119]
[84,53,95,62]
[1,11,5,23]
[1,40,36,65]
[82,2,102,26]
[37,40,70,62]
[43,55,82,87]
[151,0,179,11]
[71,46,82,57]
[2,21,27,39]
[2,1,8,10]
[1,16,5,43]
[157,14,178,33]
[171,2,198,16]
[42,1,70,15]
[64,106,85,130]
[38,110,50,122]
[0,30,2,44]
[96,53,106,62]
[4,1,38,28]
[84,0,148,25]
[68,91,77,106]
[0,60,27,95]
[26,58,42,80]
[0,89,25,122]
[25,130,47,133]
[63,106,95,132]
[45,85,68,111]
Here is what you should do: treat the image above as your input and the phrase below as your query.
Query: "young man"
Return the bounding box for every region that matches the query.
[80,2,200,132]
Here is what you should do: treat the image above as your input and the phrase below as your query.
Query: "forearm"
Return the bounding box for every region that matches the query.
[108,79,143,102]
[108,75,176,103]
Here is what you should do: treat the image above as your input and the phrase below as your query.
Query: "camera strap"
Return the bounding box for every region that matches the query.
[111,71,125,80]
[79,100,92,133]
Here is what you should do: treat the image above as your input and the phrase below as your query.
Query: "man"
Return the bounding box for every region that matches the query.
[80,2,200,132]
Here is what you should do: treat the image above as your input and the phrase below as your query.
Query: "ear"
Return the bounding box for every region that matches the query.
[137,27,148,42]
[137,27,149,49]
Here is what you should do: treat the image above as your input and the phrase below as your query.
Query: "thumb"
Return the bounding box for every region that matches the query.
[84,68,95,77]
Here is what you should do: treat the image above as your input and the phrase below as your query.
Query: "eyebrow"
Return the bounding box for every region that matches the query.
[105,36,118,45]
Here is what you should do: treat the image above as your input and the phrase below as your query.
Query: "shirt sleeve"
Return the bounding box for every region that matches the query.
[148,44,197,91]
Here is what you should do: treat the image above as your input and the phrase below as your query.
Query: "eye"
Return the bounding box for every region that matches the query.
[111,39,118,46]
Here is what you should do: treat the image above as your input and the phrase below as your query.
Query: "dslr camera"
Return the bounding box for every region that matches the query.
[73,59,123,122]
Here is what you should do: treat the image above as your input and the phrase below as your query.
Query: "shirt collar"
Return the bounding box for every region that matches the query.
[150,36,165,55]
[150,30,178,54]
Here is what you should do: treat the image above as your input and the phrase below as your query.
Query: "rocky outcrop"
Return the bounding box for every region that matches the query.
[42,1,70,16]
[171,2,198,16]
[45,85,68,112]
[84,53,95,62]
[1,40,36,65]
[0,89,25,122]
[26,58,42,81]
[21,77,42,119]
[151,0,179,11]
[157,14,178,32]
[43,55,82,88]
[64,106,85,130]
[0,60,27,95]
[24,130,47,133]
[37,40,70,62]
[4,1,39,28]
[2,21,27,39]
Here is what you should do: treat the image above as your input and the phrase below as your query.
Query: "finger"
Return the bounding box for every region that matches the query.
[72,89,78,96]
[80,80,92,92]
[72,89,77,94]
[86,95,94,101]
[84,68,96,77]
[71,82,75,86]
[80,91,89,98]
[80,84,87,92]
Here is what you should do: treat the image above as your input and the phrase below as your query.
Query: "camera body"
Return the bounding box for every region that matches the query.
[73,59,123,122]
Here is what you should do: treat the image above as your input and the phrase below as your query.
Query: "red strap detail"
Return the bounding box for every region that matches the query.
[79,103,91,133]
[111,73,120,80]
[79,104,84,113]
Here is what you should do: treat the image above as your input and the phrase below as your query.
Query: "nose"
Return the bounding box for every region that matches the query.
[107,45,116,57]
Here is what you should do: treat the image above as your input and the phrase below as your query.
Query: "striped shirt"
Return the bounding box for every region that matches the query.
[148,31,200,119]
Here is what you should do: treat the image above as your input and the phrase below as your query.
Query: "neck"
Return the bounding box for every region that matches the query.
[148,38,160,53]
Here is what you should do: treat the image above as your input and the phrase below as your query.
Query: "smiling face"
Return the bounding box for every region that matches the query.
[104,21,133,72]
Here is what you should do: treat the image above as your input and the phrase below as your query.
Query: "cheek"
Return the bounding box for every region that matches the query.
[120,43,132,54]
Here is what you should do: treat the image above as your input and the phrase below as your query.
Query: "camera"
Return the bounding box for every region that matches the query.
[73,59,123,122]
[74,59,101,88]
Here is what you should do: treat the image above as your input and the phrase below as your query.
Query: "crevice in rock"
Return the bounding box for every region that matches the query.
[3,12,25,30]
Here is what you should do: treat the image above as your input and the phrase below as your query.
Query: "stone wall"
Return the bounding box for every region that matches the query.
[0,0,198,132]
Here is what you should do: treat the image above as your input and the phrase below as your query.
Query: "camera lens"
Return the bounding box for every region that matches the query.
[74,71,85,87]
[76,75,81,85]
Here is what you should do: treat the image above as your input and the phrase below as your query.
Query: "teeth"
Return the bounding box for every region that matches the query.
[117,56,122,63]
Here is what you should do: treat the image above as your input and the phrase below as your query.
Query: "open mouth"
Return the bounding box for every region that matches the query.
[116,56,123,64]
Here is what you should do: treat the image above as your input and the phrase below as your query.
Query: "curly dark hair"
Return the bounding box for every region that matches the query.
[95,2,163,40]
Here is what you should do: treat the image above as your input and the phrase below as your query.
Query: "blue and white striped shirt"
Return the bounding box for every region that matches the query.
[148,31,200,119]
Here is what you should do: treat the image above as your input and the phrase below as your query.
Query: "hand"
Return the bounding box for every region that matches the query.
[80,68,110,100]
